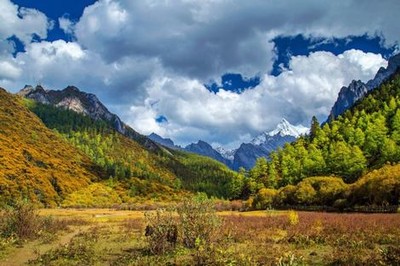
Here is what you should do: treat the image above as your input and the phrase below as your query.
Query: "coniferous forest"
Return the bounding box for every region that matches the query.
[241,72,400,210]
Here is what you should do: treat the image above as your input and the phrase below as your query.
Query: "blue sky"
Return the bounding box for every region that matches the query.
[1,0,399,148]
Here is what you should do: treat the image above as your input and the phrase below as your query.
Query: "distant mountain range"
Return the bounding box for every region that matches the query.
[232,119,309,170]
[149,118,309,170]
[149,53,400,171]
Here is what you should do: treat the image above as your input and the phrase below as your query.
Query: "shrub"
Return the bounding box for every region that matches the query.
[252,188,278,209]
[380,246,400,265]
[276,252,304,266]
[0,200,41,240]
[294,182,316,205]
[276,185,297,206]
[144,208,178,255]
[177,193,221,249]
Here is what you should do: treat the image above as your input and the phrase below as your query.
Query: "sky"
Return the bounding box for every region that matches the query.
[0,0,399,149]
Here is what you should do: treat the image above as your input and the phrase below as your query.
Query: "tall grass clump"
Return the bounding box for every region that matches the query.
[0,200,41,241]
[287,210,299,226]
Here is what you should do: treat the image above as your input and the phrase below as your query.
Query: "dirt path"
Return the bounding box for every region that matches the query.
[0,225,91,266]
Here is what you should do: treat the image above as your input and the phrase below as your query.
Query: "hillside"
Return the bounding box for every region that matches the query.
[244,70,400,197]
[19,85,161,152]
[0,88,99,207]
[23,98,238,200]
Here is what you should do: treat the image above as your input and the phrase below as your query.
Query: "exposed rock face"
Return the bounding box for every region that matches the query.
[330,53,400,119]
[232,143,271,170]
[215,146,236,162]
[330,80,369,119]
[18,85,160,152]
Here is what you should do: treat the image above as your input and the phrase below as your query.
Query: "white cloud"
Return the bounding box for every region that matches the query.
[0,0,397,148]
[59,16,75,35]
[0,60,21,80]
[125,50,387,148]
[0,0,50,45]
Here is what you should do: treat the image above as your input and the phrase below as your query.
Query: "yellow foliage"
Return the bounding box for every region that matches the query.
[0,88,97,207]
[62,183,122,208]
[287,210,299,225]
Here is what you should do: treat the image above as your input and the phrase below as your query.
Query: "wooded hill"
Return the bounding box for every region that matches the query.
[0,89,237,207]
[242,71,400,209]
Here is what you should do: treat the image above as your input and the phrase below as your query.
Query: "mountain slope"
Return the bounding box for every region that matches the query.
[329,53,400,119]
[148,133,179,150]
[184,140,232,167]
[0,88,99,207]
[18,85,160,152]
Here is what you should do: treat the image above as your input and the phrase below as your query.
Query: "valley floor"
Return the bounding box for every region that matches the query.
[1,209,399,265]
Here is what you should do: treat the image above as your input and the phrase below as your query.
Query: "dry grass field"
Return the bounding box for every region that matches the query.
[0,206,399,265]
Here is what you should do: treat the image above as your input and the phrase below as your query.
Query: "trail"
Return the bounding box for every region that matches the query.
[0,225,91,266]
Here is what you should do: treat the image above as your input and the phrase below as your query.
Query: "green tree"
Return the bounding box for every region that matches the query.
[310,116,320,140]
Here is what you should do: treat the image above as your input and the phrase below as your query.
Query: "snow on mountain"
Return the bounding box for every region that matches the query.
[252,118,309,145]
[215,146,236,161]
[231,119,309,170]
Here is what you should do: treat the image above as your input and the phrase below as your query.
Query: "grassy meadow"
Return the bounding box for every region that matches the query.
[0,204,399,266]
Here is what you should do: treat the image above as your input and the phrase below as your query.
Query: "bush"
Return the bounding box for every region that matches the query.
[287,210,299,226]
[144,208,178,255]
[0,200,41,240]
[177,193,221,249]
[252,188,278,209]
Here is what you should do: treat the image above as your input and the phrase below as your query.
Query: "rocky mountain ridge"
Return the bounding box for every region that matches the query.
[18,85,160,151]
[149,118,308,170]
[330,53,400,119]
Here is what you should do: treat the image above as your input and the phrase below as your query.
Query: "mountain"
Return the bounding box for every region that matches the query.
[148,133,179,150]
[150,119,308,171]
[18,85,160,152]
[17,85,238,201]
[215,147,236,162]
[232,118,308,170]
[251,118,309,145]
[330,53,400,119]
[148,133,235,167]
[184,140,232,166]
[0,88,99,207]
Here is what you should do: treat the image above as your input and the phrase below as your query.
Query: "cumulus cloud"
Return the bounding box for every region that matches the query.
[0,0,50,45]
[73,0,398,79]
[125,50,386,148]
[0,0,397,148]
[0,0,51,85]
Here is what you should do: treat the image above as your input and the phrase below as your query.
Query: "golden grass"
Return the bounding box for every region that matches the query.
[2,208,399,265]
[38,208,145,223]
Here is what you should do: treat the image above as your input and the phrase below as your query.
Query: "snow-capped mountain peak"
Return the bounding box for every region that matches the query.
[215,146,236,161]
[252,118,309,145]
